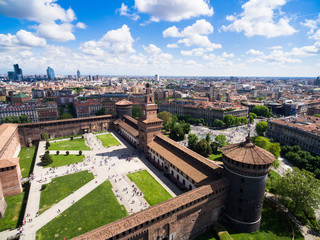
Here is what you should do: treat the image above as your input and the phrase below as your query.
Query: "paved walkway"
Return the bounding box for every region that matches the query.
[3,131,181,240]
[265,192,320,240]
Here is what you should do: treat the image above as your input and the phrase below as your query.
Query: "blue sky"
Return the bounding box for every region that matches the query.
[0,0,320,77]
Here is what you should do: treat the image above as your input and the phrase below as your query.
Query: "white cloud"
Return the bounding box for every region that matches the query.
[0,0,75,23]
[301,14,320,41]
[222,0,296,38]
[16,30,46,47]
[117,3,140,21]
[0,30,46,51]
[222,52,234,58]
[135,0,213,22]
[181,48,208,56]
[80,25,135,56]
[37,22,75,42]
[76,22,87,29]
[166,43,179,48]
[163,19,222,49]
[246,49,264,55]
[143,44,161,55]
[0,0,83,42]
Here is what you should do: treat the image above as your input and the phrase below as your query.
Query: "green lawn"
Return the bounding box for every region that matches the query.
[48,138,90,150]
[52,134,82,140]
[19,146,37,178]
[0,191,26,231]
[127,170,172,206]
[266,170,281,193]
[39,171,94,214]
[208,153,222,161]
[36,180,128,240]
[96,134,120,147]
[44,154,85,168]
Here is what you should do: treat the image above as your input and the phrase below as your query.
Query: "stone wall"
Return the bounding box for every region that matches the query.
[18,115,116,147]
[0,128,20,160]
[0,162,22,197]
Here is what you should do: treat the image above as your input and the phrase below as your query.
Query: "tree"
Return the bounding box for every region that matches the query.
[275,168,320,220]
[254,136,281,161]
[95,107,106,116]
[158,111,172,126]
[252,105,270,117]
[182,123,191,135]
[188,134,198,151]
[212,119,225,128]
[256,121,268,136]
[314,114,320,117]
[205,133,211,143]
[66,151,69,156]
[169,123,185,141]
[215,134,227,148]
[195,139,212,157]
[58,113,73,119]
[45,141,50,149]
[249,112,257,123]
[56,151,59,155]
[132,104,142,118]
[41,153,53,166]
[223,115,235,127]
[79,150,82,156]
[43,132,49,141]
[19,115,31,123]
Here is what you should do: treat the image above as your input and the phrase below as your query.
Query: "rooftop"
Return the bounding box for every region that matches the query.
[115,99,133,106]
[0,124,18,157]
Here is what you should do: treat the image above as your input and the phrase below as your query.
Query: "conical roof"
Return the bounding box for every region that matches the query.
[115,99,133,106]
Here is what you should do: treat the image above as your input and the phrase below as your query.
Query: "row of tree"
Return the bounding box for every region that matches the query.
[281,145,320,179]
[188,133,227,157]
[1,115,30,123]
[223,115,248,127]
[251,105,273,118]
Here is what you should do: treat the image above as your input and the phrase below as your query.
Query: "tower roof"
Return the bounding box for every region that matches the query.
[221,141,275,165]
[115,99,133,106]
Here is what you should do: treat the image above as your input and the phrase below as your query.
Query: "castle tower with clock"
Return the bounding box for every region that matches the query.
[138,83,163,153]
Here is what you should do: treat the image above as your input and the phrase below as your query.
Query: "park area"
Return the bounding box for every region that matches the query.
[96,133,120,147]
[38,171,94,214]
[48,138,90,151]
[44,154,85,168]
[127,170,172,206]
[195,199,304,240]
[36,180,128,240]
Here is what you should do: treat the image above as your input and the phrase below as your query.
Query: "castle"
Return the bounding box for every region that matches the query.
[0,84,274,239]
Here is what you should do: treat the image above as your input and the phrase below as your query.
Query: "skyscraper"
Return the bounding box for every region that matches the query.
[13,64,23,80]
[47,67,55,80]
[77,70,80,79]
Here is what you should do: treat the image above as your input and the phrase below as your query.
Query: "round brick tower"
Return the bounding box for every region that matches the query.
[221,135,275,233]
[115,99,133,118]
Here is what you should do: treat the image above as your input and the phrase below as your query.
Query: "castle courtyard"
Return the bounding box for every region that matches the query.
[1,131,181,240]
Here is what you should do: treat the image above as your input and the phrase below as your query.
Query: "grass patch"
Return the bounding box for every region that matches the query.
[127,170,172,206]
[39,171,94,214]
[0,192,25,231]
[48,138,90,151]
[19,146,37,178]
[36,180,128,240]
[266,170,281,193]
[96,134,120,147]
[208,153,222,161]
[44,154,85,168]
[0,183,30,231]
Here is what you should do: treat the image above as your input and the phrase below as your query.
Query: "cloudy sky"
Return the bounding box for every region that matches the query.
[0,0,320,77]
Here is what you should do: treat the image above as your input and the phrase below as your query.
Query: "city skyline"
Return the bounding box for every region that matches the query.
[0,0,320,77]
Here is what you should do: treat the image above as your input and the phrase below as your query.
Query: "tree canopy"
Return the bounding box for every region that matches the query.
[252,105,272,117]
[132,105,142,119]
[41,153,53,166]
[58,113,73,120]
[255,121,268,136]
[215,134,227,148]
[95,107,106,116]
[212,119,225,128]
[158,111,172,126]
[275,168,320,223]
[188,133,198,151]
[1,115,30,123]
[195,139,212,157]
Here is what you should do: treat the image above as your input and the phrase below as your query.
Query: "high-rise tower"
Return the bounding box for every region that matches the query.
[138,83,163,153]
[47,67,55,80]
[221,135,275,232]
